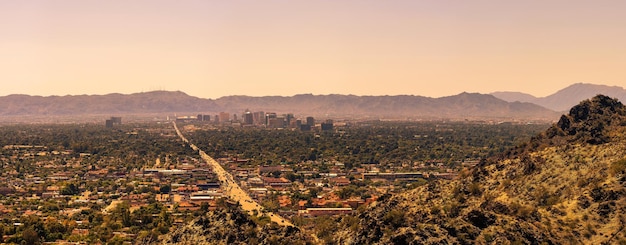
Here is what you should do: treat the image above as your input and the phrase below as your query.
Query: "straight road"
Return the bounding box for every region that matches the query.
[173,122,293,227]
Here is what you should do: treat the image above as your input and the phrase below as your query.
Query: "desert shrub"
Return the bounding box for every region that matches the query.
[610,158,626,176]
[468,182,482,196]
[509,201,521,215]
[533,186,560,207]
[382,209,406,228]
[545,195,561,207]
[509,201,536,220]
[443,201,462,218]
[501,179,512,189]
[483,232,495,243]
[430,205,442,215]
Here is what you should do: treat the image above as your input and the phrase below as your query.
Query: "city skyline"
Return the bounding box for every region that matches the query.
[2,1,625,99]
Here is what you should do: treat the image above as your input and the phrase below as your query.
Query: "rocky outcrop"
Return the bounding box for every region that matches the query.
[550,95,626,144]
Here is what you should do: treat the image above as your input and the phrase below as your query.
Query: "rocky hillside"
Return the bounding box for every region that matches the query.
[159,201,312,245]
[332,95,626,244]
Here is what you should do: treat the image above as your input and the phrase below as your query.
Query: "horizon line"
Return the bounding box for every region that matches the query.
[0,82,622,100]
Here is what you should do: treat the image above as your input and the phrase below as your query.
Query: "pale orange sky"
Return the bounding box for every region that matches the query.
[1,1,624,99]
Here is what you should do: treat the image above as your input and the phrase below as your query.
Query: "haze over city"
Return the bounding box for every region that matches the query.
[1,0,625,99]
[4,2,626,244]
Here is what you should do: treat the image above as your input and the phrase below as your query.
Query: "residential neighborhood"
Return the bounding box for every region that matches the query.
[0,117,535,244]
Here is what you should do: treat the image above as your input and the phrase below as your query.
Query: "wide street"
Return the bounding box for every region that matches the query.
[173,122,293,226]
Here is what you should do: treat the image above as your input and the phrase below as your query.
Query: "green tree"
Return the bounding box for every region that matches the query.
[22,227,40,245]
[271,170,282,178]
[159,185,171,194]
[60,183,80,196]
[0,224,4,243]
[121,208,132,227]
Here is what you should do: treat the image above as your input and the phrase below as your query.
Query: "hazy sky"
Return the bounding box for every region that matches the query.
[1,1,625,99]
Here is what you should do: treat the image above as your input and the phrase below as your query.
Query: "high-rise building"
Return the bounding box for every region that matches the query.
[107,116,122,127]
[285,113,294,128]
[321,119,334,131]
[197,114,211,122]
[219,112,230,123]
[252,111,264,125]
[243,111,254,125]
[268,117,285,128]
[306,117,315,127]
[265,113,277,126]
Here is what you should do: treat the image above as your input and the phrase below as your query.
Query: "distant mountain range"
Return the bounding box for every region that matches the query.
[0,91,218,116]
[214,93,556,120]
[2,83,623,121]
[0,91,556,121]
[491,83,626,111]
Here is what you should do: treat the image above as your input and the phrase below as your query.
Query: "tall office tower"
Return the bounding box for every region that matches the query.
[285,113,294,128]
[219,112,230,123]
[253,111,264,125]
[265,112,277,126]
[306,116,315,127]
[321,119,334,131]
[268,117,285,128]
[243,111,254,125]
